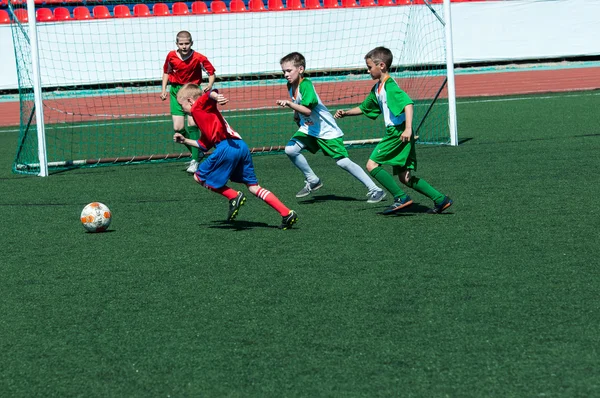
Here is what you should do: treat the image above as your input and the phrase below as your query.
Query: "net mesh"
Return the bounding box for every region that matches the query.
[9,1,451,174]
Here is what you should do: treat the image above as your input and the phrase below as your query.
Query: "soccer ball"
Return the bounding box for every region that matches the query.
[80,202,112,233]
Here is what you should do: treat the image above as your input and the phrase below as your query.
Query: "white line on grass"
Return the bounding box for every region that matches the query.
[2,91,599,134]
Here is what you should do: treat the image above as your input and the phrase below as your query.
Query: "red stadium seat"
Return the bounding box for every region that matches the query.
[286,0,303,9]
[36,8,54,22]
[0,10,10,24]
[267,0,284,10]
[210,0,228,13]
[210,0,228,12]
[360,0,376,6]
[324,0,340,8]
[249,0,266,11]
[152,3,171,16]
[172,2,190,15]
[55,7,73,20]
[92,5,112,19]
[306,0,321,8]
[133,3,151,16]
[14,8,28,22]
[72,6,91,20]
[378,0,393,5]
[395,0,411,4]
[229,0,247,12]
[191,1,209,14]
[341,0,358,7]
[113,5,132,18]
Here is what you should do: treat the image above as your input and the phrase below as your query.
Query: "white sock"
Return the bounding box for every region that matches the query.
[285,141,319,184]
[336,157,379,191]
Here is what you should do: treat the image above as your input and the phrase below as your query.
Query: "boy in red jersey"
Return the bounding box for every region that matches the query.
[173,83,299,230]
[161,31,216,174]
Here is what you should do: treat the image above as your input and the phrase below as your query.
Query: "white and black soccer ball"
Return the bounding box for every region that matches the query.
[80,202,112,233]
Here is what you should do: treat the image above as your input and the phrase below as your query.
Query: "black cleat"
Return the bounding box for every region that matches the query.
[228,191,246,221]
[427,196,453,214]
[279,210,298,230]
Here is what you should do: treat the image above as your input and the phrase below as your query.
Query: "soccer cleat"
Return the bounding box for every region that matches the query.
[427,196,453,214]
[227,191,246,221]
[296,179,323,198]
[279,210,298,230]
[186,160,199,174]
[366,189,386,203]
[382,195,413,215]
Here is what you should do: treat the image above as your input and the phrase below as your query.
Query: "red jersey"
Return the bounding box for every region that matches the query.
[190,91,242,151]
[163,50,216,85]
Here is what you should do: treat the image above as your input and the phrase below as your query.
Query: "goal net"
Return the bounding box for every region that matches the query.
[9,0,456,175]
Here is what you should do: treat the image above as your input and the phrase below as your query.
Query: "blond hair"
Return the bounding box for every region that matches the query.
[176,83,203,105]
[176,31,192,42]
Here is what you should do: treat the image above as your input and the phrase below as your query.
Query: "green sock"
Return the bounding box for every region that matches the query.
[370,167,406,199]
[185,126,200,161]
[406,176,444,204]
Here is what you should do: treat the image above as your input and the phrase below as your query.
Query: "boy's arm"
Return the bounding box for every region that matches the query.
[204,73,216,92]
[173,132,199,148]
[400,104,414,142]
[334,106,362,119]
[209,90,229,105]
[276,100,312,117]
[160,73,169,101]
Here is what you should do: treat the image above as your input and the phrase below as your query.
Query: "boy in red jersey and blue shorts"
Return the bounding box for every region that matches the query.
[161,31,216,174]
[173,83,298,230]
[335,47,453,215]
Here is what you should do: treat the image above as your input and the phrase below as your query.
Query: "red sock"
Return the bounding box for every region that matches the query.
[193,175,239,200]
[255,187,289,216]
[210,186,239,200]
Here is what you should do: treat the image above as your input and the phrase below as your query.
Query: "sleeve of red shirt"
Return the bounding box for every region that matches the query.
[201,56,216,76]
[163,52,172,74]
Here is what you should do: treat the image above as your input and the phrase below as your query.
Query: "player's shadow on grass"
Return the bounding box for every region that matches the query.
[299,194,361,204]
[377,203,438,216]
[207,220,277,231]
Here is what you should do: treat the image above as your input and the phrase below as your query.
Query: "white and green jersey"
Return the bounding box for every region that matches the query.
[358,77,413,127]
[288,78,343,139]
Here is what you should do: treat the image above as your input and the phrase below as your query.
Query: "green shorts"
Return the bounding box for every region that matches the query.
[290,132,348,160]
[369,125,417,174]
[170,84,185,116]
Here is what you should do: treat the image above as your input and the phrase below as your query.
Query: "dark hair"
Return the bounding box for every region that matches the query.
[365,47,393,69]
[280,52,306,69]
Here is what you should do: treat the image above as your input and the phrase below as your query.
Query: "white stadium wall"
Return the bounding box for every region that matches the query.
[1,0,599,90]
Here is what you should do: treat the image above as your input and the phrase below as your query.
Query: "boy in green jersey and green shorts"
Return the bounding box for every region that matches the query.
[335,46,453,215]
[276,52,386,203]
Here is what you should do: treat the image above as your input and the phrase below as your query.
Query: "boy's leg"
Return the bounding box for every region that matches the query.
[401,172,445,204]
[185,115,201,162]
[284,138,319,184]
[368,160,407,199]
[285,136,323,197]
[248,184,298,230]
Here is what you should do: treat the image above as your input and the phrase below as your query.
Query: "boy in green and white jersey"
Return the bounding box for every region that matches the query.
[335,46,453,215]
[276,52,385,202]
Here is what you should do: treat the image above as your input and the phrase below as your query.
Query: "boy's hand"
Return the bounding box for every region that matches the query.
[276,100,291,108]
[334,109,346,119]
[160,91,168,101]
[173,132,186,144]
[214,94,229,105]
[401,128,412,142]
[203,84,213,93]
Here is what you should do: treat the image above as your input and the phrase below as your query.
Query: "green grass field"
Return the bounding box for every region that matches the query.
[1,90,600,397]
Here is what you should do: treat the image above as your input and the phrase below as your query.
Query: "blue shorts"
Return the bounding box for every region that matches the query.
[196,138,258,189]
